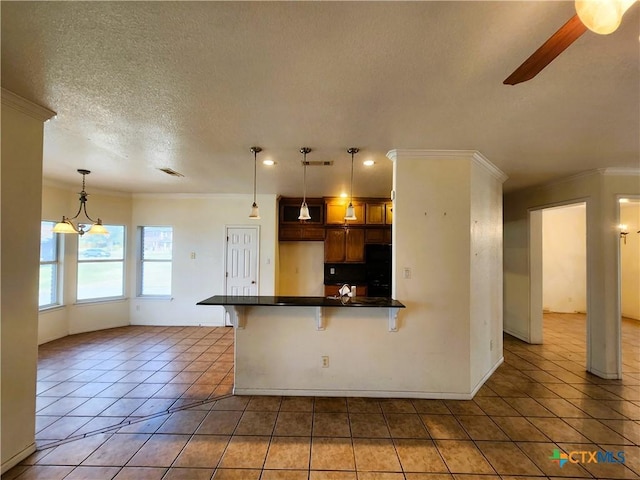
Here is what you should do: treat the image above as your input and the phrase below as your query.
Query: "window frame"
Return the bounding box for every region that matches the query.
[137,225,173,298]
[76,224,126,303]
[39,220,62,310]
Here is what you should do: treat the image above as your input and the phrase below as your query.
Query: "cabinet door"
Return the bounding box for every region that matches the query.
[365,228,386,244]
[324,228,346,262]
[326,200,365,225]
[366,203,385,224]
[345,229,365,262]
[385,202,393,225]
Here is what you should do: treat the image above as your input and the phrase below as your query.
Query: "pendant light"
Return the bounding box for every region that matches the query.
[344,147,359,221]
[298,147,312,220]
[249,146,262,219]
[53,169,108,235]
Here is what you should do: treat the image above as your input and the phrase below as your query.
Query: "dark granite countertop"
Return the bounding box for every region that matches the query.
[197,295,405,308]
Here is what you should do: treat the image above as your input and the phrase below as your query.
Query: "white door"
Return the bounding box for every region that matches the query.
[225,226,259,296]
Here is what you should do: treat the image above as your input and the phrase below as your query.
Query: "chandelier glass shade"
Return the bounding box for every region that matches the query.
[53,169,107,236]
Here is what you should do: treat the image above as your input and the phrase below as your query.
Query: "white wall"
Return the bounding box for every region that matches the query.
[277,242,324,296]
[391,150,505,395]
[1,91,54,472]
[469,161,504,388]
[504,169,640,379]
[130,194,278,326]
[542,204,587,313]
[620,201,640,320]
[38,183,132,344]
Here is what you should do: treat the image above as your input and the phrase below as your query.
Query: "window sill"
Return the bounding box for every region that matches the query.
[136,296,174,301]
[74,297,128,306]
[39,304,65,313]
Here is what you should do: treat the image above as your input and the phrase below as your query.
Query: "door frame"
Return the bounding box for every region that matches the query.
[528,198,594,371]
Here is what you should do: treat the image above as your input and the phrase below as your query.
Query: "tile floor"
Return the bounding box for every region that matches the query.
[3,313,639,480]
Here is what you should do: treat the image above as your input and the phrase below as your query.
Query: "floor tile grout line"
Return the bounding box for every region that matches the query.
[35,393,234,451]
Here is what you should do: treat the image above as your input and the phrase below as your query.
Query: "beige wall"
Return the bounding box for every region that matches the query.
[504,169,640,379]
[277,242,324,296]
[542,203,587,313]
[620,201,640,320]
[130,194,278,326]
[1,92,54,472]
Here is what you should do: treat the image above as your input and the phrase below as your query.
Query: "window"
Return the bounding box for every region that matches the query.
[139,226,173,296]
[77,225,125,301]
[39,221,61,308]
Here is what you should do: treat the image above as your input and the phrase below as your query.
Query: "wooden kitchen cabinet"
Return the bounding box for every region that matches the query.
[278,197,325,241]
[385,202,393,224]
[365,227,391,244]
[324,285,368,297]
[325,199,365,225]
[365,202,386,224]
[324,227,365,262]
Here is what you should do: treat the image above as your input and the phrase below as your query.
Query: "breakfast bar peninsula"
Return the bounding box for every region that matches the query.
[197,295,406,397]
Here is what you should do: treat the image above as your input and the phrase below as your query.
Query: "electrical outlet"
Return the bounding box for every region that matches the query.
[321,356,329,368]
[403,268,411,279]
[490,339,493,351]
[190,252,196,259]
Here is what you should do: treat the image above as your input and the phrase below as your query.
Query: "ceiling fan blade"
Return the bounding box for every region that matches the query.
[504,14,588,85]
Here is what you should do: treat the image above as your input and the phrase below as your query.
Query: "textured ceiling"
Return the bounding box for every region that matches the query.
[2,1,638,197]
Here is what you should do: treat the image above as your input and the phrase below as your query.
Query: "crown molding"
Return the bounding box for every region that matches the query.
[1,89,56,122]
[385,149,508,183]
[132,192,277,201]
[600,167,640,176]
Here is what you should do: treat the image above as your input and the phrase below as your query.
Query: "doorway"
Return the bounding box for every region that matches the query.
[529,202,588,365]
[224,226,259,325]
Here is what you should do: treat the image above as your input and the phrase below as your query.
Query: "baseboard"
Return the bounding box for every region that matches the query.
[503,327,529,343]
[1,442,36,474]
[469,356,504,397]
[233,387,476,400]
[589,367,621,380]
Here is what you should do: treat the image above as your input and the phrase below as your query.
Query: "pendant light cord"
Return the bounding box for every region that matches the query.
[302,151,307,203]
[349,151,354,204]
[253,149,257,204]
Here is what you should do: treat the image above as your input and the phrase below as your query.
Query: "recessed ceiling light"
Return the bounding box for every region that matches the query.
[263,159,275,166]
[363,159,375,167]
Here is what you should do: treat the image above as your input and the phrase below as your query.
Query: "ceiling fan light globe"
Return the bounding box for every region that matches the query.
[575,0,634,34]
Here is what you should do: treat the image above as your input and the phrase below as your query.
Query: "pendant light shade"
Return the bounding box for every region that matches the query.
[298,147,312,221]
[53,169,107,236]
[249,146,262,219]
[344,148,359,221]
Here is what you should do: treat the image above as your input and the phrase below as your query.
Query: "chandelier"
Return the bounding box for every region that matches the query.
[53,169,107,235]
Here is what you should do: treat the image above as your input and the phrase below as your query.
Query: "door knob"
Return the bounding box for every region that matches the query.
[251,281,256,284]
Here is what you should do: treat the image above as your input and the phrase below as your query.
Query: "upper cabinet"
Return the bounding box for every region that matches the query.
[278,196,392,244]
[325,198,365,225]
[278,197,325,241]
[365,202,385,224]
